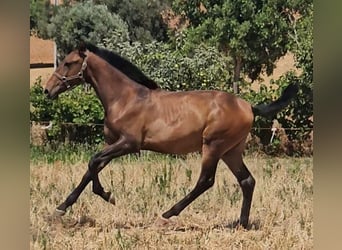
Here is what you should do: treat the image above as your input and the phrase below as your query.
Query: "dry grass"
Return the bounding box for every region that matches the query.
[30,154,312,249]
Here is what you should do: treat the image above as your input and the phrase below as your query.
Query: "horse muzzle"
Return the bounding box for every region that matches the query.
[44,88,58,99]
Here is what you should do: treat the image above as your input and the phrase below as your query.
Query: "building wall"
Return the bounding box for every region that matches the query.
[30,36,55,86]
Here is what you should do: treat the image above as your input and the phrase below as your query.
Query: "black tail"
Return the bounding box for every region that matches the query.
[252,83,298,118]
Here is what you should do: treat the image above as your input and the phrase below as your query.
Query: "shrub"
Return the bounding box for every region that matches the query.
[30,78,104,144]
[47,1,130,60]
[112,41,233,91]
[240,73,313,156]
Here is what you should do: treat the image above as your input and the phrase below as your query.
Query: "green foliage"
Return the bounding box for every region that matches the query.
[274,3,313,154]
[112,41,233,91]
[172,0,313,89]
[30,0,44,30]
[30,0,56,37]
[30,0,312,156]
[46,1,130,59]
[30,77,55,122]
[94,0,170,42]
[241,72,312,156]
[238,2,313,155]
[30,78,104,144]
[30,142,102,164]
[289,2,313,84]
[275,74,312,141]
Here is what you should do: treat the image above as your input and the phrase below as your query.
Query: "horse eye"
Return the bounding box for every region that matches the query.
[64,62,71,67]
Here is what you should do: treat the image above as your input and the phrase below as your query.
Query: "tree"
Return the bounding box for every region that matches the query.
[238,1,313,155]
[30,0,56,37]
[276,2,313,148]
[94,0,171,43]
[46,1,130,59]
[172,0,311,93]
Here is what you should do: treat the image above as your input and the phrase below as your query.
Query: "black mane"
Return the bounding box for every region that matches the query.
[85,43,159,90]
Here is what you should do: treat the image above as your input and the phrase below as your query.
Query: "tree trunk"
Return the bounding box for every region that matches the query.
[233,56,242,94]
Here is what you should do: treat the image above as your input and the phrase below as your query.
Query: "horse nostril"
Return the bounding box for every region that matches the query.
[44,89,49,95]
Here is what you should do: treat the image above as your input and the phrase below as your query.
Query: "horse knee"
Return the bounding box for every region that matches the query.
[198,175,215,191]
[88,153,101,171]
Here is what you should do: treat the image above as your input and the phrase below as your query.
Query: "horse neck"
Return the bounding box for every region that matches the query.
[85,53,144,112]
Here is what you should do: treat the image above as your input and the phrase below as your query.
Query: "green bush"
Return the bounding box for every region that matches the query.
[30,63,312,156]
[113,41,233,91]
[30,0,57,37]
[30,39,312,155]
[30,0,312,156]
[240,73,312,156]
[30,40,234,143]
[47,1,130,59]
[94,0,169,43]
[30,78,104,144]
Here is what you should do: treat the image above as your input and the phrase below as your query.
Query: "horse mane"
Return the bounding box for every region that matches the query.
[85,43,160,90]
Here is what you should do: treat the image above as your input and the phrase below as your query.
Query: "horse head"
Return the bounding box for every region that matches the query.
[44,43,88,99]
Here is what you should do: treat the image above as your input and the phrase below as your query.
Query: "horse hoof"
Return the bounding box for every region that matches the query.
[154,216,172,227]
[108,193,116,205]
[54,208,66,217]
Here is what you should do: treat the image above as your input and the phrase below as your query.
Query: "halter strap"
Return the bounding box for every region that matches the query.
[53,56,88,89]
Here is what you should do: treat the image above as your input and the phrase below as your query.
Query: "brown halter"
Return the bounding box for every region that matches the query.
[53,56,88,89]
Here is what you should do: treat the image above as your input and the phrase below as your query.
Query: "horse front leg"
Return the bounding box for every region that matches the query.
[55,135,139,215]
[55,169,92,215]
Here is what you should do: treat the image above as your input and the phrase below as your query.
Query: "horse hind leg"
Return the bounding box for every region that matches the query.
[221,143,255,228]
[161,146,219,219]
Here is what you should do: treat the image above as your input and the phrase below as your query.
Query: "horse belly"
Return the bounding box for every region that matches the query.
[142,98,208,154]
[142,127,203,154]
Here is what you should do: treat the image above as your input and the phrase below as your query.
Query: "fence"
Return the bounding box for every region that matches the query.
[30,120,313,156]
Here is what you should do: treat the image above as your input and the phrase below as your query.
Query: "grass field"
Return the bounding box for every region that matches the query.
[30,151,313,249]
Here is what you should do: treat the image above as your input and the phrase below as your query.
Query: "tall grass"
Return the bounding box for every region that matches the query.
[30,145,313,249]
[30,143,100,164]
[30,143,185,165]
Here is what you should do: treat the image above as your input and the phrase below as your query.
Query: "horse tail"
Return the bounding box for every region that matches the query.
[252,83,298,118]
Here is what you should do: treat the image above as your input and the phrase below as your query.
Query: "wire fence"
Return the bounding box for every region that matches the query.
[30,120,313,155]
[30,120,313,131]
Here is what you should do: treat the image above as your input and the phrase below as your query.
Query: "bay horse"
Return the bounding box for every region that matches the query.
[44,43,298,228]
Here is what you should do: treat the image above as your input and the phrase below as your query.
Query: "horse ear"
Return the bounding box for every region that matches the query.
[78,41,87,57]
